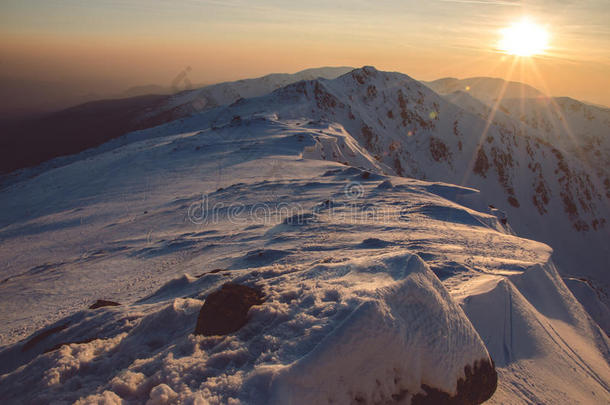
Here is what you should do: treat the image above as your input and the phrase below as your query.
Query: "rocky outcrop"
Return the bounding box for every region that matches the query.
[194,283,264,336]
[21,322,70,352]
[89,299,121,309]
[412,359,497,405]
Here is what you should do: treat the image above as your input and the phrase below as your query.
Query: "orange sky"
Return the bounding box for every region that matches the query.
[1,0,608,115]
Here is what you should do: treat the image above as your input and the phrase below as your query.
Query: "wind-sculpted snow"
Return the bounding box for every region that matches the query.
[426,78,610,320]
[0,67,609,404]
[162,66,354,117]
[189,66,609,311]
[462,261,610,403]
[0,253,495,404]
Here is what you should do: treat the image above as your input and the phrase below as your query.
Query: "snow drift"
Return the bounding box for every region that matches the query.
[0,254,496,405]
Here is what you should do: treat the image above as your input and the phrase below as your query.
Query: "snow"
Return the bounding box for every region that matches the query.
[425,76,610,325]
[158,66,354,117]
[266,254,488,405]
[563,277,610,334]
[0,164,496,403]
[0,66,608,404]
[463,261,610,403]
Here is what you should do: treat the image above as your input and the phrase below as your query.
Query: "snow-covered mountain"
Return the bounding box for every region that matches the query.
[158,66,609,314]
[0,67,608,404]
[149,66,355,121]
[499,97,609,183]
[424,77,545,106]
[0,67,353,175]
[426,78,610,182]
[426,77,610,319]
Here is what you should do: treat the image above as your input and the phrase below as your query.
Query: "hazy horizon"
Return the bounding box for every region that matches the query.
[1,0,609,118]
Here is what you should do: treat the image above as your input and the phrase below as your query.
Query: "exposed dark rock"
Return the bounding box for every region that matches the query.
[323,169,343,177]
[194,283,264,336]
[366,85,377,99]
[313,81,344,110]
[377,180,393,189]
[196,269,224,278]
[360,238,393,248]
[21,322,70,352]
[89,300,121,309]
[507,196,520,208]
[361,124,376,150]
[412,358,497,405]
[490,146,514,194]
[473,148,489,178]
[532,174,550,215]
[429,137,451,163]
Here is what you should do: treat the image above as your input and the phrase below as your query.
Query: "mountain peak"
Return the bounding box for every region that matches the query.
[342,66,381,81]
[360,65,379,73]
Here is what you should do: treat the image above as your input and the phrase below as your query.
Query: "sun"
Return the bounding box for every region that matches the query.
[499,18,549,57]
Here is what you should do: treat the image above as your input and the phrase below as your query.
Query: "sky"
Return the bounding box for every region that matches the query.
[0,0,609,116]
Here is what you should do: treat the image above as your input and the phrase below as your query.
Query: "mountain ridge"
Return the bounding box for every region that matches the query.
[3,66,607,314]
[192,66,608,296]
[0,91,608,403]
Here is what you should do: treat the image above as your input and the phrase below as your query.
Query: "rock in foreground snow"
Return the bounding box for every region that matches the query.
[194,283,264,336]
[0,253,496,404]
[266,254,495,404]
